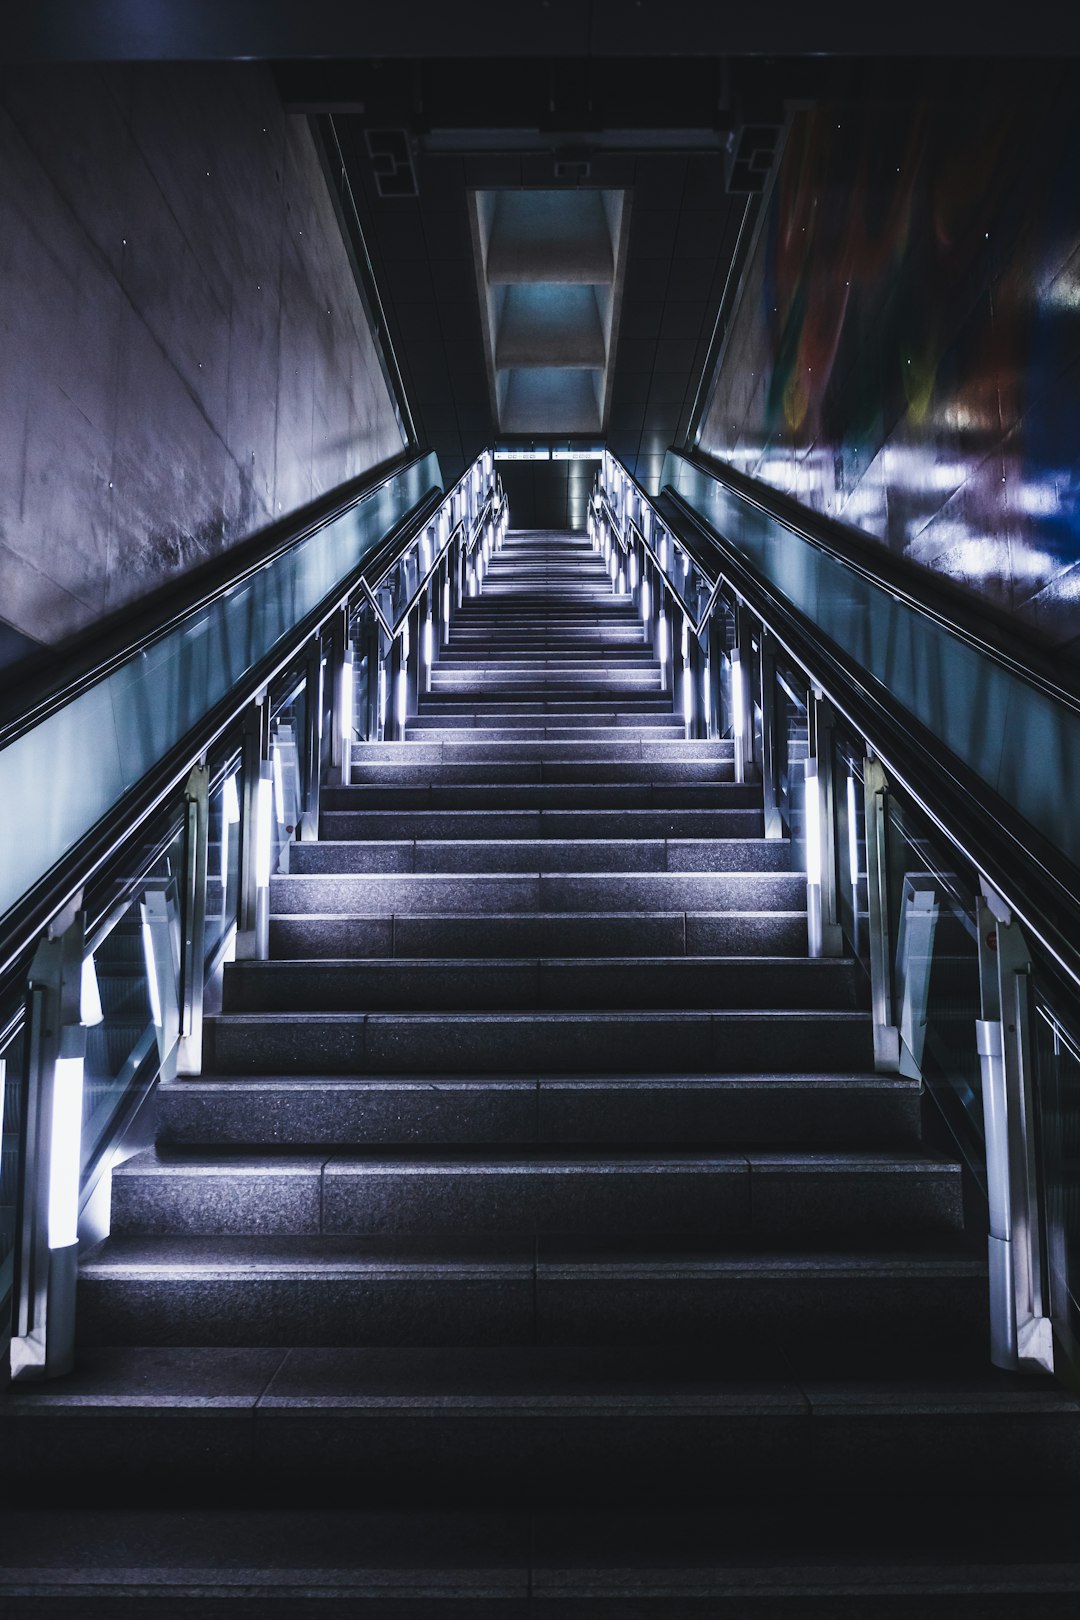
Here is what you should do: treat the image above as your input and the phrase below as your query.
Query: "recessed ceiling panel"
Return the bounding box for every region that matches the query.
[500,368,602,434]
[471,187,629,436]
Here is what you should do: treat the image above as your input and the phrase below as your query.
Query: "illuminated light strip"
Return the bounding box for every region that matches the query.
[340,660,354,756]
[47,1056,84,1250]
[731,655,745,741]
[804,760,822,886]
[254,771,274,891]
[272,743,285,825]
[847,772,861,889]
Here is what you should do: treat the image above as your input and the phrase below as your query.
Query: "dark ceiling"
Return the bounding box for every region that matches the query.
[279,53,825,489]
[4,1,1078,61]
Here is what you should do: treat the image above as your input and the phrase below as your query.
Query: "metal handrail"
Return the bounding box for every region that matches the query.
[360,492,496,642]
[677,448,1080,719]
[0,450,432,751]
[0,473,445,985]
[600,463,1080,1014]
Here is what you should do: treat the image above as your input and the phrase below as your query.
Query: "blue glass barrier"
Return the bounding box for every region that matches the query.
[662,450,1080,875]
[0,454,439,928]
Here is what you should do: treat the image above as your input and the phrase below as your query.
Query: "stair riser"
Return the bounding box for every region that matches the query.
[158,1077,919,1149]
[270,873,805,916]
[222,959,861,1014]
[353,741,735,761]
[7,1410,1077,1511]
[76,1271,985,1350]
[288,838,790,875]
[268,913,809,960]
[348,763,736,785]
[206,1011,871,1075]
[319,810,766,840]
[110,1162,958,1240]
[321,786,762,811]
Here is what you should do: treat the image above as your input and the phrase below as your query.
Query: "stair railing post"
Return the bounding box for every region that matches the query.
[388,627,407,742]
[361,610,380,742]
[657,584,673,698]
[706,611,724,743]
[177,761,210,1075]
[405,595,422,721]
[422,587,435,696]
[731,604,756,785]
[440,551,452,648]
[235,692,273,962]
[862,754,900,1070]
[640,556,655,652]
[687,622,707,741]
[299,633,324,840]
[758,629,782,839]
[976,886,1054,1374]
[15,904,100,1379]
[804,694,844,960]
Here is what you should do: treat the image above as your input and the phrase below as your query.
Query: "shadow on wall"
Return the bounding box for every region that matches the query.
[699,74,1080,652]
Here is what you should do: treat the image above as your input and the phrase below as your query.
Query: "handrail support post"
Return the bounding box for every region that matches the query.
[977,886,1054,1374]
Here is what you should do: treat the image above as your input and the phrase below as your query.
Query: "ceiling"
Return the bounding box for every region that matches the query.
[471,187,629,437]
[4,2,1077,61]
[292,53,794,488]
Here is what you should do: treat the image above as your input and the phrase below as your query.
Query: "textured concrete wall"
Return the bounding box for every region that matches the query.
[0,64,405,665]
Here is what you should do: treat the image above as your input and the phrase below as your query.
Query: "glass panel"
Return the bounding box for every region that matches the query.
[1035,1001,1080,1367]
[775,668,809,855]
[0,453,440,927]
[834,741,870,976]
[663,450,1080,878]
[884,794,984,1176]
[82,826,185,1179]
[269,684,305,877]
[204,765,241,971]
[0,1014,26,1358]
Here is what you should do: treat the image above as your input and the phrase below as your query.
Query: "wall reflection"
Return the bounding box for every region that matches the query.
[699,90,1080,650]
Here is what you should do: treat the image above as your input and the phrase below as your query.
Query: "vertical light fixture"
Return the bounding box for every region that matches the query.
[846,772,860,890]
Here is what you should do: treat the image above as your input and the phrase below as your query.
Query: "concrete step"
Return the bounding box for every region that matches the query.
[288,836,789,874]
[76,1236,985,1351]
[320,783,763,811]
[319,808,766,840]
[204,1007,870,1075]
[4,1500,1079,1608]
[405,712,684,731]
[415,697,676,713]
[269,870,805,916]
[157,1072,919,1148]
[347,760,736,786]
[221,956,861,1014]
[402,724,686,741]
[269,910,808,960]
[110,1146,957,1241]
[353,740,734,761]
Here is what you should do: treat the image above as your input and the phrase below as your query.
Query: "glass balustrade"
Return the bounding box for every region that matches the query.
[0,453,439,932]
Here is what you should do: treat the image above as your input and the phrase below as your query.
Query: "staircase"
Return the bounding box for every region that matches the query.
[6,528,1080,1611]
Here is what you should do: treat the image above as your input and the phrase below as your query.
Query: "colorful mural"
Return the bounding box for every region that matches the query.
[699,89,1080,652]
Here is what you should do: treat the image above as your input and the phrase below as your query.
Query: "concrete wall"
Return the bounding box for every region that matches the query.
[698,88,1080,653]
[0,64,406,667]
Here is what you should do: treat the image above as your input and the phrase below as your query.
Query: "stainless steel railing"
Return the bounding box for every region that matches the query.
[596,448,1080,1384]
[0,449,502,1381]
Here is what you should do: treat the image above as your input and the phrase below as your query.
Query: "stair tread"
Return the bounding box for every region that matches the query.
[83,1234,985,1277]
[11,1344,1072,1415]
